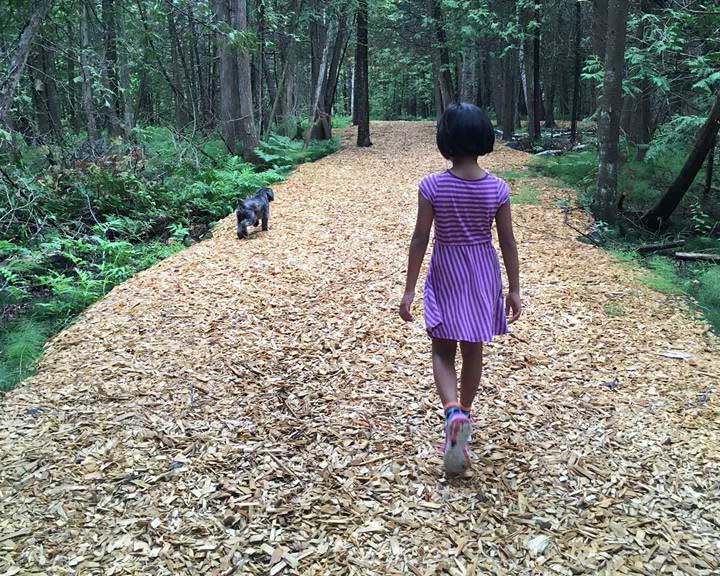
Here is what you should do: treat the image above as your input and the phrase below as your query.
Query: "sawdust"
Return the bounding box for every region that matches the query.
[1,122,718,575]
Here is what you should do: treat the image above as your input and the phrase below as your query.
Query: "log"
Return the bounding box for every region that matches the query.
[636,240,685,255]
[673,252,720,263]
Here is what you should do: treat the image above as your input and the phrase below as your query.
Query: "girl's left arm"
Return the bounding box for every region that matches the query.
[399,192,434,321]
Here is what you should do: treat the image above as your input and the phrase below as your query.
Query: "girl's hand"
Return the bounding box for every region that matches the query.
[506,291,522,323]
[399,291,415,322]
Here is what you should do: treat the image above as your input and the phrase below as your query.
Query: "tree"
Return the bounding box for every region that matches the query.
[80,0,99,141]
[593,0,630,224]
[641,89,720,229]
[570,0,582,142]
[428,0,455,114]
[234,0,259,159]
[0,0,54,132]
[355,0,371,147]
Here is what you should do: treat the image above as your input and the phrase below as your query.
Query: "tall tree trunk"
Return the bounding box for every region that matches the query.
[234,0,259,159]
[29,50,51,140]
[428,0,455,111]
[355,0,371,147]
[531,5,542,136]
[80,0,99,141]
[641,89,720,229]
[118,10,134,138]
[594,0,630,224]
[570,0,582,141]
[102,0,121,136]
[0,0,54,131]
[501,48,517,140]
[460,51,474,103]
[167,10,189,130]
[213,0,241,153]
[43,45,63,141]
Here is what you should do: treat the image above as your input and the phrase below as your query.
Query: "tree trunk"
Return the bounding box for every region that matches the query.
[0,0,54,131]
[118,10,134,138]
[234,0,259,159]
[531,5,542,136]
[167,10,189,130]
[213,0,241,153]
[355,0,371,147]
[570,0,582,141]
[501,48,517,140]
[102,0,121,136]
[80,0,99,141]
[593,0,629,224]
[428,0,455,112]
[641,89,720,229]
[29,50,51,140]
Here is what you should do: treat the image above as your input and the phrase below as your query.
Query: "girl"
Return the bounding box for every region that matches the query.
[399,103,521,475]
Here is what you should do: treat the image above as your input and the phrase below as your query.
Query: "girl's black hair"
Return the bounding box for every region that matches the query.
[436,103,495,158]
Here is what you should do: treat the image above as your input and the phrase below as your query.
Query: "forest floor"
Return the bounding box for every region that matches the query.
[1,122,719,576]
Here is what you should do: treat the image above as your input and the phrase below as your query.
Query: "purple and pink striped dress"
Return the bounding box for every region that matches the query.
[419,170,510,343]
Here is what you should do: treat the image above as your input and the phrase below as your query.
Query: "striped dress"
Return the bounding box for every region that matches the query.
[420,170,510,343]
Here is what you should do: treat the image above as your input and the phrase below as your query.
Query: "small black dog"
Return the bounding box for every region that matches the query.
[236,187,274,239]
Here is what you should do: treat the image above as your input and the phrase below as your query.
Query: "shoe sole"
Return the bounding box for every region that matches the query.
[444,419,471,475]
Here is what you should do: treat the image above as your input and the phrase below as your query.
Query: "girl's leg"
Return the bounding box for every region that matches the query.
[459,341,483,411]
[431,338,458,406]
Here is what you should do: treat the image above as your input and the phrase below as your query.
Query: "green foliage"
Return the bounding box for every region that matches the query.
[604,302,626,317]
[0,319,49,393]
[641,256,685,296]
[698,268,720,331]
[0,128,341,392]
[511,184,541,205]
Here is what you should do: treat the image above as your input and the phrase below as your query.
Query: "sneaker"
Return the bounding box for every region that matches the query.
[443,410,472,475]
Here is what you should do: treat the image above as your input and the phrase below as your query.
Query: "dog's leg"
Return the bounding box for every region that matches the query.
[237,214,249,239]
[262,205,270,231]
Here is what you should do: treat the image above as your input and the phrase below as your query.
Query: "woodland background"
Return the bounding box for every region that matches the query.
[0,0,719,391]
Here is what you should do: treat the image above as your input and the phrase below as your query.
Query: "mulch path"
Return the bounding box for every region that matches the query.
[1,122,718,575]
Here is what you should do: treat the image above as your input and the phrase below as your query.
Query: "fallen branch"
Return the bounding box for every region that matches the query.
[673,252,720,263]
[637,240,685,255]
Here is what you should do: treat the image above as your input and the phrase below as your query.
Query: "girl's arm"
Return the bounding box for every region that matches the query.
[399,192,434,321]
[495,202,522,322]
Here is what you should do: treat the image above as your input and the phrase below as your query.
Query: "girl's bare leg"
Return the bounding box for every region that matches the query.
[431,338,458,406]
[459,341,483,410]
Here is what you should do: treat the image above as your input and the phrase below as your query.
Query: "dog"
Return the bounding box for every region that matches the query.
[236,187,274,239]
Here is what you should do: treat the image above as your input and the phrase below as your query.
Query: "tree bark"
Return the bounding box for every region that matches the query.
[501,48,517,140]
[234,0,259,159]
[80,0,99,141]
[570,0,582,141]
[355,0,371,147]
[102,0,121,136]
[118,9,134,138]
[593,0,629,224]
[0,0,54,131]
[428,0,455,112]
[213,0,241,153]
[641,89,720,229]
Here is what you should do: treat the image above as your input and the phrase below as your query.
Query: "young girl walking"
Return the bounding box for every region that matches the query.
[399,103,521,475]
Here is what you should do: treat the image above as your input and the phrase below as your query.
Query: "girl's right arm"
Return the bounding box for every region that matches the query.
[495,202,522,322]
[399,192,434,321]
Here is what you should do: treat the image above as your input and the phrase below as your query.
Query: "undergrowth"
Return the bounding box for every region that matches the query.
[535,130,720,335]
[0,128,340,393]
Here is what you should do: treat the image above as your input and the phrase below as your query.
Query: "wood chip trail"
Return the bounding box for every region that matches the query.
[1,122,719,575]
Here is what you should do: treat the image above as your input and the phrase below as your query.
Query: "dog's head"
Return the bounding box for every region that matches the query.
[258,187,275,202]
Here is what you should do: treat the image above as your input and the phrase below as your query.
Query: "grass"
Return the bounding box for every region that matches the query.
[604,302,626,317]
[0,319,49,392]
[495,169,531,182]
[511,184,541,205]
[698,268,720,330]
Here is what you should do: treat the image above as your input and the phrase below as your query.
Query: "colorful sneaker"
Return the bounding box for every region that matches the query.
[443,410,472,475]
